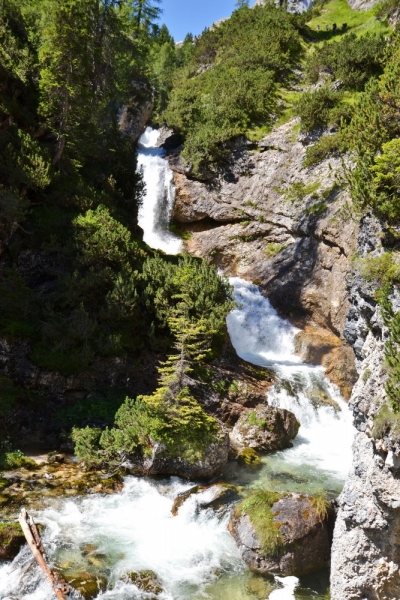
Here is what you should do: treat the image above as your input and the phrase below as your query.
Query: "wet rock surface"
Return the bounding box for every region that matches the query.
[171,483,241,516]
[0,454,124,519]
[231,404,300,453]
[229,493,332,576]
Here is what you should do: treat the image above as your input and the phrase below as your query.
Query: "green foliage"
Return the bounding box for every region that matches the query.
[344,33,400,220]
[306,33,385,90]
[373,404,400,438]
[73,298,221,467]
[0,450,37,470]
[164,4,303,173]
[236,490,285,556]
[303,133,343,167]
[296,88,342,132]
[283,180,320,203]
[358,251,400,291]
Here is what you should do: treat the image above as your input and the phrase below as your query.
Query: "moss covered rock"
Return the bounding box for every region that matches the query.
[0,522,25,560]
[231,405,299,453]
[229,491,333,576]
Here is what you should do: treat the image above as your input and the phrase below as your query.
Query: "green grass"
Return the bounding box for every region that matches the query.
[373,405,400,438]
[236,490,285,556]
[264,242,290,259]
[307,0,391,41]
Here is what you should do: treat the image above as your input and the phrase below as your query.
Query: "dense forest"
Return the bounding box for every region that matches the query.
[1,0,400,467]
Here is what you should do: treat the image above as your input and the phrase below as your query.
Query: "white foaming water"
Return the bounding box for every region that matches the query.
[0,477,244,600]
[137,127,182,255]
[270,576,299,599]
[227,277,354,483]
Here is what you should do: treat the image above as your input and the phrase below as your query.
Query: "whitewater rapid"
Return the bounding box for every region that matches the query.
[137,128,182,254]
[227,278,354,484]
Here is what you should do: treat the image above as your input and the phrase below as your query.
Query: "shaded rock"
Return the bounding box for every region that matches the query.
[231,405,299,453]
[126,427,230,480]
[229,492,333,576]
[0,522,25,560]
[118,78,153,144]
[156,126,183,151]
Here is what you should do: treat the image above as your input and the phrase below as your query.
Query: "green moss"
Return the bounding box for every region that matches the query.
[237,448,261,466]
[236,490,285,556]
[0,450,38,471]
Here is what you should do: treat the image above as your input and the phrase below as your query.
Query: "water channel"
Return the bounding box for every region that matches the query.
[0,128,354,600]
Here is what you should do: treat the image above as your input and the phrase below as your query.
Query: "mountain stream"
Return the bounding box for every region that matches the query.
[0,128,354,600]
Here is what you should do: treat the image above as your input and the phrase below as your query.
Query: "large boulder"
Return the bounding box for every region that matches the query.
[125,427,230,481]
[229,491,333,576]
[0,522,25,560]
[231,404,299,453]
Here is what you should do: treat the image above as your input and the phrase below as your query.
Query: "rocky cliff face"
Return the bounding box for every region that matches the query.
[169,119,358,396]
[331,216,400,599]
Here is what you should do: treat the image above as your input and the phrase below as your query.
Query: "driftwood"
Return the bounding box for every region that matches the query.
[18,508,71,600]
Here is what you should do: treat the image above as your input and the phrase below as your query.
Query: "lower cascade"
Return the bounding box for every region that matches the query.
[0,128,354,599]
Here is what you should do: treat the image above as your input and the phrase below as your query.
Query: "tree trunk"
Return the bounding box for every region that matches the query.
[18,508,70,600]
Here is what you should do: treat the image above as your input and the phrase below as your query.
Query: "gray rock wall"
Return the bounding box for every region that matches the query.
[170,119,358,395]
[331,216,400,599]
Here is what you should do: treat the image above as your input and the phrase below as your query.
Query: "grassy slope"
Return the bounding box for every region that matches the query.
[249,0,392,134]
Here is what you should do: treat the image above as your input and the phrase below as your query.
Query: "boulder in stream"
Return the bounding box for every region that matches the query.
[229,490,334,576]
[171,483,241,516]
[231,404,300,453]
[126,427,230,480]
[0,522,25,560]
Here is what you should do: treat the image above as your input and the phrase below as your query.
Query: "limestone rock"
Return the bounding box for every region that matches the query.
[231,404,299,452]
[126,427,230,480]
[171,483,241,516]
[229,492,333,576]
[170,118,358,397]
[331,215,400,598]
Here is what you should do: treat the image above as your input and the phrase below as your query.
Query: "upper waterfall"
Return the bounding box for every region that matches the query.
[137,128,182,255]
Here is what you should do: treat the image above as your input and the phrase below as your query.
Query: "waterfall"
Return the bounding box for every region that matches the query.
[227,277,354,485]
[137,128,182,255]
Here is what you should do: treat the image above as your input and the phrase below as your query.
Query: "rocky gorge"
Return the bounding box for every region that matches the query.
[1,0,399,597]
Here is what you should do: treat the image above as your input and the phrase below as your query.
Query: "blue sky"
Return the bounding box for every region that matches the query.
[159,0,239,41]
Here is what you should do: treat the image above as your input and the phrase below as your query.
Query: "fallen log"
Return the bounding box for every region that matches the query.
[18,508,70,600]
